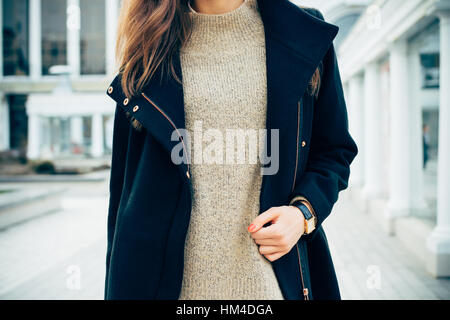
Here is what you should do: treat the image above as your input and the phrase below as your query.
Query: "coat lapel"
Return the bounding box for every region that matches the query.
[107,54,189,180]
[106,0,338,187]
[257,0,339,211]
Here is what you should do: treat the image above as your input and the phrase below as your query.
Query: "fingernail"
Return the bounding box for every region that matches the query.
[248,224,256,232]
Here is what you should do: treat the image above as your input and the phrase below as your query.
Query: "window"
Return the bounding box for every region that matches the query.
[2,0,29,76]
[41,0,67,75]
[80,0,106,75]
[420,53,439,89]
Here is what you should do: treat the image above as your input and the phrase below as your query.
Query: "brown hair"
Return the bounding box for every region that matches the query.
[116,0,321,99]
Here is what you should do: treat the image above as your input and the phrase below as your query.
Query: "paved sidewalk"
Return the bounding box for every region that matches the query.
[325,191,450,300]
[0,181,448,300]
[0,181,108,300]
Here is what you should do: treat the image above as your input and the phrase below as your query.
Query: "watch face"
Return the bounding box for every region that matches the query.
[305,219,316,234]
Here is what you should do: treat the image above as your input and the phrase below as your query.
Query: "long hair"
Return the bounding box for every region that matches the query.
[116,0,321,99]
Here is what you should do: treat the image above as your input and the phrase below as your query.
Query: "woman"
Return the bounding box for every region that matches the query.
[105,0,357,300]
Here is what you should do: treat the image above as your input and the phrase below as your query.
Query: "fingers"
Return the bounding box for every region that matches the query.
[250,223,282,240]
[256,242,288,262]
[258,245,280,255]
[253,238,280,246]
[248,207,281,233]
[253,230,290,251]
[263,251,285,262]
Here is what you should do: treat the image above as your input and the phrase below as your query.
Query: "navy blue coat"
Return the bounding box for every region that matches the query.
[105,0,358,300]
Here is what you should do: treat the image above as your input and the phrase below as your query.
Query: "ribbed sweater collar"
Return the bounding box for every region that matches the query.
[182,0,263,52]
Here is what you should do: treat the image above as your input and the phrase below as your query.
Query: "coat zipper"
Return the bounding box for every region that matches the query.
[296,242,309,300]
[291,100,301,191]
[141,93,190,177]
[292,100,309,300]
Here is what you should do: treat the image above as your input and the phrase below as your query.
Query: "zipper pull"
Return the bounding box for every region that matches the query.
[303,288,309,300]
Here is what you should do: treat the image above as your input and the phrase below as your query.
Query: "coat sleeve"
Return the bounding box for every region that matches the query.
[289,15,358,241]
[105,104,130,294]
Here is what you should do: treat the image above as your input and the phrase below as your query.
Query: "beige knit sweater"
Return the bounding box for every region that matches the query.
[178,0,284,300]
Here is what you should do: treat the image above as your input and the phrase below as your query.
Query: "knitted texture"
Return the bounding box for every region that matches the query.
[178,0,284,300]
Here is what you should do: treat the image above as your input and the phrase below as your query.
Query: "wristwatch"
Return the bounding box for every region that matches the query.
[292,200,316,235]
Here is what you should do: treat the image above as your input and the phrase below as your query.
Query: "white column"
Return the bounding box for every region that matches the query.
[427,10,450,277]
[362,62,383,199]
[106,0,119,75]
[67,0,80,77]
[27,114,41,159]
[347,75,365,188]
[385,40,411,224]
[104,114,114,150]
[0,94,9,151]
[50,117,61,157]
[29,0,42,79]
[40,117,52,158]
[408,49,428,217]
[70,116,83,146]
[91,113,104,157]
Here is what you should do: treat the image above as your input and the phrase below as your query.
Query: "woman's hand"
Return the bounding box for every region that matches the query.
[248,206,305,262]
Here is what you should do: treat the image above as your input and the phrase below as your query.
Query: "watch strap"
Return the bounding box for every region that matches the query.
[293,201,313,220]
[292,200,316,235]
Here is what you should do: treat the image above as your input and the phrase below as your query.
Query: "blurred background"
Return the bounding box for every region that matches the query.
[0,0,449,300]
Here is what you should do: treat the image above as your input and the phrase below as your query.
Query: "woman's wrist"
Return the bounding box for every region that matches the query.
[289,196,317,221]
[290,196,317,235]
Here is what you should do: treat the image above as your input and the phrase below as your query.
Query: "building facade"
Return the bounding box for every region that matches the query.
[302,0,450,277]
[0,0,120,159]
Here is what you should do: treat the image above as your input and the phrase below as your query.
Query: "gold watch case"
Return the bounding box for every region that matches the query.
[304,216,316,235]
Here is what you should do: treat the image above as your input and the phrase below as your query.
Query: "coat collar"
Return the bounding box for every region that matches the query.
[257,0,338,65]
[107,0,338,183]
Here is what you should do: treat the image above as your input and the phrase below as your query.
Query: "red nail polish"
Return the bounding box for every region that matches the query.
[248,224,256,232]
